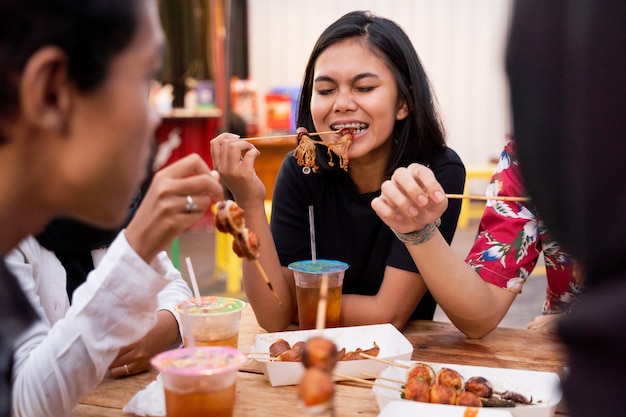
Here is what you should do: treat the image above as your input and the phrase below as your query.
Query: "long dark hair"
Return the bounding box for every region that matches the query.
[0,0,140,142]
[297,10,446,177]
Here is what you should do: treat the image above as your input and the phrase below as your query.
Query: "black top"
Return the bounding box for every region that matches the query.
[270,147,465,320]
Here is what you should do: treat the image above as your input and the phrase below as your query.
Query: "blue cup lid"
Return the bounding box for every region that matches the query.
[287,259,349,273]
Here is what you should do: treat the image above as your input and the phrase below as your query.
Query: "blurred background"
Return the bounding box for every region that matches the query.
[156,0,544,329]
[156,0,513,168]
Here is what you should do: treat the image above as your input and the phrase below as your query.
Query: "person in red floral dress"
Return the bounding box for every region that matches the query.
[372,141,584,338]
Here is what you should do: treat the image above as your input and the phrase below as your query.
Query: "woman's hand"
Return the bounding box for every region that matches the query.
[209,132,266,207]
[125,153,223,263]
[527,314,561,332]
[109,310,179,377]
[371,163,448,233]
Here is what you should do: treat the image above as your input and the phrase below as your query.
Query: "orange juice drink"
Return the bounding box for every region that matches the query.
[152,346,246,417]
[176,296,246,348]
[288,259,349,330]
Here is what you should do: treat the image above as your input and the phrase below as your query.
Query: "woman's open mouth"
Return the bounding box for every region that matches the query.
[330,123,368,135]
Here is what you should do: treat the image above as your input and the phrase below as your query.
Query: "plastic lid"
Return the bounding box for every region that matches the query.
[176,296,246,316]
[151,346,246,375]
[287,259,349,274]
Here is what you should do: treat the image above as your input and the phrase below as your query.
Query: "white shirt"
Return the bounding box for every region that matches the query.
[6,232,192,417]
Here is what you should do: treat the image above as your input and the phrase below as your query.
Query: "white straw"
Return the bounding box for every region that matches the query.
[185,257,202,306]
[308,205,317,264]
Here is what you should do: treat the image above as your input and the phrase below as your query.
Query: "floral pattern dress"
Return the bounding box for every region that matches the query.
[465,142,584,314]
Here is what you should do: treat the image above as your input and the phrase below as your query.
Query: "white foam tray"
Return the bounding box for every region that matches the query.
[373,360,562,417]
[379,401,514,417]
[249,323,413,386]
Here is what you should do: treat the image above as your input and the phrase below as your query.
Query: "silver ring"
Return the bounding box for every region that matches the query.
[124,364,130,375]
[185,195,198,213]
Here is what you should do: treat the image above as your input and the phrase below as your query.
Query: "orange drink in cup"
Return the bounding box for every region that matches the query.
[176,296,246,348]
[152,346,246,417]
[288,259,349,330]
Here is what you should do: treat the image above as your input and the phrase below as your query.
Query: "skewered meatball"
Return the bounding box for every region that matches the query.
[269,339,291,357]
[407,363,436,385]
[436,368,464,392]
[403,378,430,403]
[465,376,493,398]
[429,384,457,405]
[297,367,334,409]
[292,341,306,351]
[301,336,339,372]
[276,348,302,362]
[232,228,260,260]
[215,200,245,234]
[456,391,483,407]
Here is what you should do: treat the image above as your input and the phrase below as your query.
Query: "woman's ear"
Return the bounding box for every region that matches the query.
[396,101,408,120]
[19,46,72,134]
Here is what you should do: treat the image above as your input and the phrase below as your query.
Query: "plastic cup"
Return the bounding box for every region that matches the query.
[175,296,246,348]
[152,346,246,417]
[288,259,349,330]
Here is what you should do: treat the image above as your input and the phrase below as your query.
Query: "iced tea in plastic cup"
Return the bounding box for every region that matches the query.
[288,259,349,330]
[152,346,246,417]
[175,296,246,348]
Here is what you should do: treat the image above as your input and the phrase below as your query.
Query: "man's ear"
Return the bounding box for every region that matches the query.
[19,46,72,133]
[396,101,408,120]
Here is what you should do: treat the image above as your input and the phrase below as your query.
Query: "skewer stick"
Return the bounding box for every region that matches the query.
[445,194,529,202]
[361,373,405,384]
[315,273,329,330]
[359,352,410,368]
[247,355,279,361]
[332,372,405,392]
[254,259,283,306]
[241,130,337,142]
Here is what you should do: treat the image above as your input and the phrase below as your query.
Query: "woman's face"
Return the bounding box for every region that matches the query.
[310,37,405,164]
[59,0,164,227]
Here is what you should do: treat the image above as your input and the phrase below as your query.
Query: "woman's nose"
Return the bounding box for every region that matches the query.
[333,89,357,112]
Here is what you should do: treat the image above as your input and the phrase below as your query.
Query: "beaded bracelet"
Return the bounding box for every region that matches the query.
[391,218,441,245]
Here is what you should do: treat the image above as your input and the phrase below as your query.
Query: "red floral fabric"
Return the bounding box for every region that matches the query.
[465,142,584,314]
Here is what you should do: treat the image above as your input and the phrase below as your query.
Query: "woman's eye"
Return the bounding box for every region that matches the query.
[316,89,334,96]
[355,86,375,93]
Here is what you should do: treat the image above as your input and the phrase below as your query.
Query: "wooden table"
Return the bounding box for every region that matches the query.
[73,305,568,416]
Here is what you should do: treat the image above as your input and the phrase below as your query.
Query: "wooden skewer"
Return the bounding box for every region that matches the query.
[241,130,337,142]
[254,259,283,306]
[359,352,409,368]
[445,193,530,202]
[315,273,329,330]
[332,372,405,392]
[361,373,405,384]
[248,355,279,361]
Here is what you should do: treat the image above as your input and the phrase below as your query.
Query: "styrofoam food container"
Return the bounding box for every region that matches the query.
[373,360,562,417]
[249,323,413,386]
[378,401,514,417]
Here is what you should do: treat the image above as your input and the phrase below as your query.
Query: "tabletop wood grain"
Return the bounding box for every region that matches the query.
[73,305,569,417]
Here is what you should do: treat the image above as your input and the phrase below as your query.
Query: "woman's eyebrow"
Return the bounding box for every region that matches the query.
[313,75,335,83]
[313,72,380,84]
[352,72,379,82]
